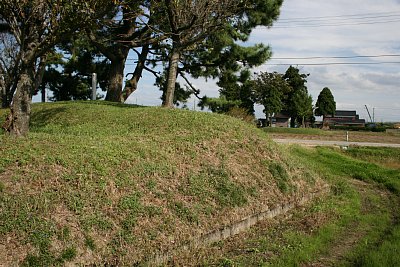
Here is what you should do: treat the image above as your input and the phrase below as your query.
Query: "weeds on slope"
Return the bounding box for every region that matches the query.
[202,146,400,266]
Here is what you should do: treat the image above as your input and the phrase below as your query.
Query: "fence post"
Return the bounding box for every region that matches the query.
[92,73,97,100]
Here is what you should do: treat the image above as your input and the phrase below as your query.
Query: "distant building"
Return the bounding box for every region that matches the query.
[257,112,291,128]
[324,110,366,127]
[272,112,291,128]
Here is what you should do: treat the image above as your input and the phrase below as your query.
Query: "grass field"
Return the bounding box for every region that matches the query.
[199,145,400,266]
[0,102,322,266]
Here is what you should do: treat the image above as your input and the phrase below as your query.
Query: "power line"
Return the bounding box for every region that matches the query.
[107,54,400,64]
[277,11,400,21]
[269,19,400,28]
[374,107,400,111]
[264,11,400,28]
[271,54,400,60]
[264,62,400,66]
[277,14,400,24]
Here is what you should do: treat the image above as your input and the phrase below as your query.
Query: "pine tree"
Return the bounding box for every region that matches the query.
[315,87,336,117]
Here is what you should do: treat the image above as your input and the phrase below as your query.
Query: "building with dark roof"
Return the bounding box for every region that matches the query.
[272,112,291,128]
[258,111,291,128]
[324,110,366,127]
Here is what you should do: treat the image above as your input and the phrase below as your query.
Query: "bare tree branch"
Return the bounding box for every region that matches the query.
[178,70,203,100]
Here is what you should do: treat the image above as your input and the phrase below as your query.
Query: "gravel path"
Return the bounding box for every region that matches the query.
[273,138,400,148]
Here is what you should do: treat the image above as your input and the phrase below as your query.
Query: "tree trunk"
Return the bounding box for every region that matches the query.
[34,55,47,98]
[0,77,6,108]
[269,113,273,127]
[2,68,33,136]
[105,58,127,102]
[163,47,180,108]
[1,78,14,108]
[121,45,149,103]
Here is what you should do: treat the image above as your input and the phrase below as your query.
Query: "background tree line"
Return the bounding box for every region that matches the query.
[0,0,284,136]
[200,65,336,128]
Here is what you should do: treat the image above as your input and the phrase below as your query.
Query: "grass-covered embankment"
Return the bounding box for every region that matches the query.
[202,145,400,266]
[0,102,322,265]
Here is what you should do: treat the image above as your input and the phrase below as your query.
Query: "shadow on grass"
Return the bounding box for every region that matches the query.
[30,101,145,129]
[30,106,69,130]
[76,100,144,109]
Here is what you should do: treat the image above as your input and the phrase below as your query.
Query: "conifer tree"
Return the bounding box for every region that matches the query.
[315,87,336,118]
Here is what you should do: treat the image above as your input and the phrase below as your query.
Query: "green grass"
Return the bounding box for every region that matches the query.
[287,146,400,266]
[6,102,397,266]
[343,146,400,169]
[204,145,400,266]
[292,146,400,194]
[355,225,400,266]
[268,162,291,192]
[0,101,317,265]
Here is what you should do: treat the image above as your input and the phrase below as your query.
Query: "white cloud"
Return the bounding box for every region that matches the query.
[246,0,400,121]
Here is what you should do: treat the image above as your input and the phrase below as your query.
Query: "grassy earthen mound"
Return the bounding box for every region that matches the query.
[0,102,324,265]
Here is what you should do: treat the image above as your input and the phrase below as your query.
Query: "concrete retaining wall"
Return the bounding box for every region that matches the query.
[147,185,330,265]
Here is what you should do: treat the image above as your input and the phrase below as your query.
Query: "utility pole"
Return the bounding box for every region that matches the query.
[41,87,46,103]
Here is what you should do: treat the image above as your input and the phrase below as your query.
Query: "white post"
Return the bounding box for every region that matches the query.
[92,73,97,100]
[346,131,349,142]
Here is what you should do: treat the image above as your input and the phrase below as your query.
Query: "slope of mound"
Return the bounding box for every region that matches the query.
[0,102,324,265]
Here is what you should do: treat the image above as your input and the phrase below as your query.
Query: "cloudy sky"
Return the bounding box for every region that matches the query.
[126,0,400,122]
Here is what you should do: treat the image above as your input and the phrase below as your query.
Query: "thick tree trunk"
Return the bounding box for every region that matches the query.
[105,58,126,102]
[2,68,33,136]
[121,45,149,103]
[163,48,180,108]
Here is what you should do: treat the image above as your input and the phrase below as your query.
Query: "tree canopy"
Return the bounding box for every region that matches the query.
[0,0,106,135]
[315,87,336,117]
[291,89,313,127]
[1,0,285,136]
[252,71,291,126]
[282,66,311,127]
